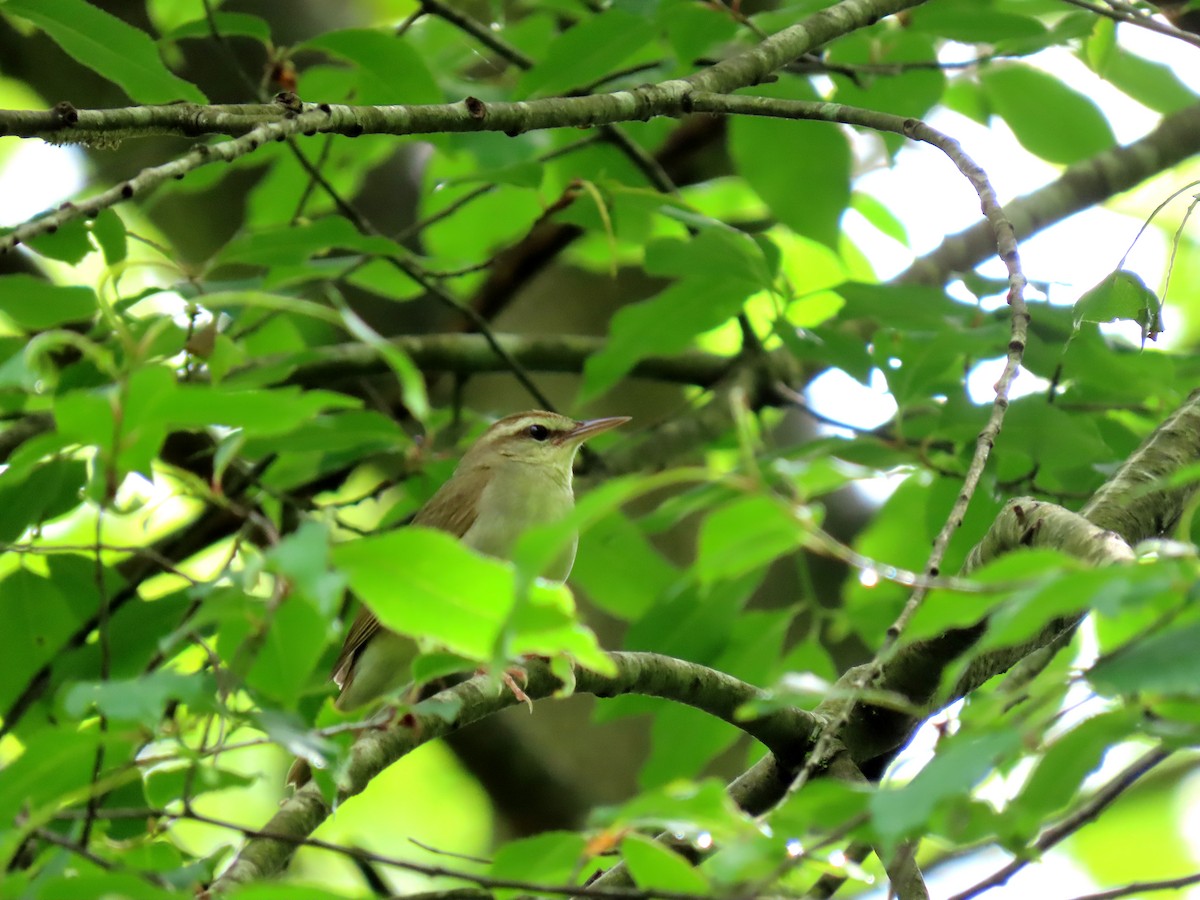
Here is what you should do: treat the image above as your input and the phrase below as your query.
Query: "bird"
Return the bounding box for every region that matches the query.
[287,410,629,785]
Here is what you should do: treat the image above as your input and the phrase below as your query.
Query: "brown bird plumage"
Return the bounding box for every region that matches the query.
[287,410,629,785]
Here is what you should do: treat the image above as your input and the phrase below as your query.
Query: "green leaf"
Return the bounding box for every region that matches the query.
[0,275,96,330]
[3,0,205,103]
[91,208,128,266]
[0,729,102,827]
[729,81,851,249]
[0,569,82,712]
[870,728,1021,846]
[572,513,679,619]
[830,31,945,156]
[247,597,329,702]
[335,524,613,674]
[334,528,509,659]
[580,228,772,401]
[980,62,1115,164]
[518,10,657,97]
[1006,711,1137,834]
[264,521,345,616]
[240,410,407,455]
[622,833,710,894]
[1091,47,1198,114]
[909,5,1047,42]
[490,832,588,900]
[63,672,217,724]
[1073,270,1162,342]
[694,494,800,585]
[641,704,739,788]
[0,456,87,541]
[851,192,910,246]
[303,28,440,105]
[143,764,255,809]
[167,385,361,436]
[37,874,175,900]
[592,778,754,841]
[24,218,92,264]
[215,217,404,268]
[1090,618,1200,697]
[1085,16,1117,73]
[164,12,272,45]
[662,3,737,67]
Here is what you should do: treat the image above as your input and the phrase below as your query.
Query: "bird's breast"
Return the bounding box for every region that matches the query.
[463,467,577,581]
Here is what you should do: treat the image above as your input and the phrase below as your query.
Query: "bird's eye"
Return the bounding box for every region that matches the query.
[527,424,550,441]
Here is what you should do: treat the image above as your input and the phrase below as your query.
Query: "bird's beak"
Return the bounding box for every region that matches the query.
[562,415,631,444]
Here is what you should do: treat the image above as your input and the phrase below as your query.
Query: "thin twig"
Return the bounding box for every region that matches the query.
[1058,0,1200,49]
[1064,871,1200,900]
[947,746,1172,900]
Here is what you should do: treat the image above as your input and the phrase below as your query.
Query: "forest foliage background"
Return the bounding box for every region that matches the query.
[1,0,1200,898]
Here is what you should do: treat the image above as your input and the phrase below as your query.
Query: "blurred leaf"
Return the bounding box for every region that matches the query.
[1074,271,1162,343]
[518,10,656,97]
[25,218,92,263]
[909,4,1048,42]
[581,228,773,401]
[0,569,82,712]
[1004,711,1138,835]
[981,62,1115,164]
[573,513,680,620]
[1091,46,1198,114]
[662,3,737,66]
[694,494,799,585]
[622,833,710,894]
[0,729,102,829]
[38,874,176,900]
[642,704,739,788]
[1090,618,1200,697]
[4,0,205,103]
[729,81,851,248]
[247,597,330,703]
[165,12,272,45]
[593,778,754,841]
[91,208,128,265]
[490,832,588,900]
[216,217,403,268]
[63,672,218,724]
[0,456,87,541]
[143,764,255,809]
[851,192,910,246]
[0,275,95,330]
[303,28,440,104]
[871,728,1021,846]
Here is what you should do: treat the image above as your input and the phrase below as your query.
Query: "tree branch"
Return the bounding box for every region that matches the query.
[0,0,925,253]
[902,102,1200,286]
[210,652,825,890]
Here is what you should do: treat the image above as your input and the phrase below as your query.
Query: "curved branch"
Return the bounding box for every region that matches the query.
[583,389,1200,894]
[0,0,921,143]
[210,652,824,890]
[0,0,923,254]
[902,102,1200,286]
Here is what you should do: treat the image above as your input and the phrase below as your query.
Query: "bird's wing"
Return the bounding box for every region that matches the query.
[330,604,381,687]
[411,472,481,537]
[330,474,481,686]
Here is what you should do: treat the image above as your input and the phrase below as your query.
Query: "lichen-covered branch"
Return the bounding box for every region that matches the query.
[210,652,824,890]
[585,389,1200,896]
[0,0,924,253]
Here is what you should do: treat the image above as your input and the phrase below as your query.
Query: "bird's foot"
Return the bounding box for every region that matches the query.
[503,666,533,712]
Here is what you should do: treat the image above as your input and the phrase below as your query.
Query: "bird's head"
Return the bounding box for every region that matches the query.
[461,410,630,477]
